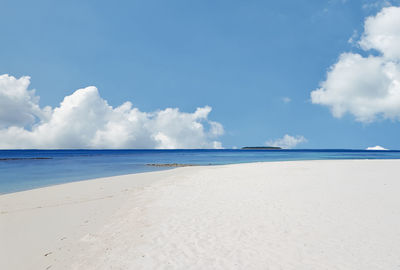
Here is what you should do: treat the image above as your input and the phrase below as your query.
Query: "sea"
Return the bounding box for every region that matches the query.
[1,149,400,194]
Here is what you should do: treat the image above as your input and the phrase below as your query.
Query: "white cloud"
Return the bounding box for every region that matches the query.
[0,74,224,149]
[282,97,291,103]
[359,6,400,59]
[366,145,388,150]
[311,6,400,123]
[266,134,307,149]
[0,74,52,128]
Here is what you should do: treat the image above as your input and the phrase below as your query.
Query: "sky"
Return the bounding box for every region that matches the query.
[1,0,400,149]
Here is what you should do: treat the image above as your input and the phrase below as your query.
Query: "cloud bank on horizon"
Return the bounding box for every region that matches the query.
[311,6,400,123]
[266,134,307,149]
[0,74,223,149]
[366,145,388,150]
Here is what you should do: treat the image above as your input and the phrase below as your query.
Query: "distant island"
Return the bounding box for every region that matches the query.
[241,146,282,150]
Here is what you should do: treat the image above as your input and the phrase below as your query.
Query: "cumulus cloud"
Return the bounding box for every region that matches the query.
[266,134,307,149]
[0,74,224,149]
[359,6,400,59]
[0,75,52,128]
[366,145,388,150]
[311,6,400,123]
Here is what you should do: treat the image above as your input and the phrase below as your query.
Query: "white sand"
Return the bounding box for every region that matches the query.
[1,160,400,269]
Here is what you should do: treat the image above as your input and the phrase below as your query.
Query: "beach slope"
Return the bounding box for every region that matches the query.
[1,160,400,269]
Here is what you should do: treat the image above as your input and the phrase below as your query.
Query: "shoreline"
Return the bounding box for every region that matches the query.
[0,167,189,270]
[1,160,400,269]
[1,158,398,196]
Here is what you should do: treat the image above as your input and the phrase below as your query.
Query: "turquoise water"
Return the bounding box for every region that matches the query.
[1,149,400,194]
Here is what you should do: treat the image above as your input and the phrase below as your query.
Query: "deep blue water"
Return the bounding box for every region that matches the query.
[1,149,400,194]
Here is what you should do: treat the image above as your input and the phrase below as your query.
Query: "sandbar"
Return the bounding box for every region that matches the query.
[1,160,400,269]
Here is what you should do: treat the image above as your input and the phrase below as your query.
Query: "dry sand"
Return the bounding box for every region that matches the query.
[1,160,400,269]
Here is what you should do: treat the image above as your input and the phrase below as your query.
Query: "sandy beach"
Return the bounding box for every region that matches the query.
[1,160,400,269]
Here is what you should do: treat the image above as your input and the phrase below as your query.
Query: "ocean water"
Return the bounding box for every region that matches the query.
[1,149,400,194]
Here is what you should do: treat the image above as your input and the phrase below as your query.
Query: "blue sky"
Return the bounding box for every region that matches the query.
[1,0,400,149]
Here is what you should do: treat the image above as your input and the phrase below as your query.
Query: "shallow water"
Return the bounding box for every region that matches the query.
[1,149,399,194]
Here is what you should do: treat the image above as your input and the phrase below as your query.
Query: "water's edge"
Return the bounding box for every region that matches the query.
[1,149,400,194]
